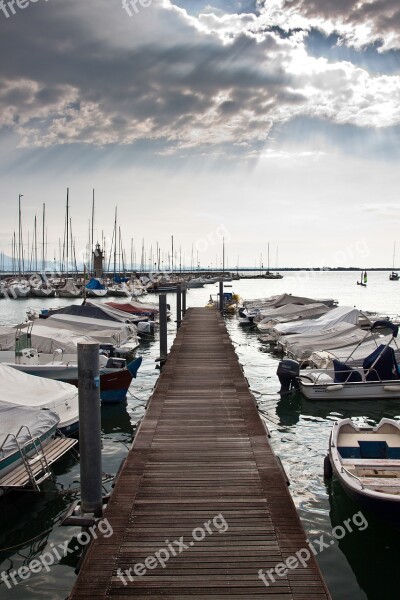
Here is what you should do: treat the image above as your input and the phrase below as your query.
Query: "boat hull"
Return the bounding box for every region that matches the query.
[0,425,57,480]
[31,288,56,298]
[300,380,400,400]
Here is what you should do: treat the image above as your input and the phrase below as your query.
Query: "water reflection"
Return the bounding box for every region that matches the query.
[327,477,400,600]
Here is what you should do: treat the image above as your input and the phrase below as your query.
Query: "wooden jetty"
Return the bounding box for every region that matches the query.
[69,307,331,599]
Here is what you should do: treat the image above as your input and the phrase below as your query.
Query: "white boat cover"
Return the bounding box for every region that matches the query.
[273,306,360,337]
[257,303,330,330]
[281,323,369,361]
[309,335,400,368]
[30,315,138,347]
[44,313,134,336]
[20,323,106,354]
[0,363,78,430]
[0,326,16,351]
[245,294,333,311]
[0,401,59,459]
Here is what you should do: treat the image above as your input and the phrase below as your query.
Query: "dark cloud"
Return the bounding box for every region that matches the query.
[0,0,399,153]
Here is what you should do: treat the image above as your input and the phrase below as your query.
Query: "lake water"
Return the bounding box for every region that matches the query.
[0,270,399,600]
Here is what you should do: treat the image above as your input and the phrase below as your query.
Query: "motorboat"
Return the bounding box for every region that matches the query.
[0,402,77,493]
[277,321,400,399]
[0,349,142,405]
[325,418,400,527]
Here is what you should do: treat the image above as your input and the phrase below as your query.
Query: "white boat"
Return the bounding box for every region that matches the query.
[277,320,400,397]
[0,403,59,482]
[108,282,131,297]
[31,284,56,298]
[186,277,205,288]
[7,281,31,298]
[85,277,108,297]
[298,367,400,400]
[325,418,400,527]
[58,278,82,298]
[0,363,79,435]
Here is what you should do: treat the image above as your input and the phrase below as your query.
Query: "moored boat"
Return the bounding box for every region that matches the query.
[325,418,400,527]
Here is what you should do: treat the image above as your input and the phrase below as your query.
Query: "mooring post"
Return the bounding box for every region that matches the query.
[182,282,187,316]
[77,342,103,517]
[219,279,224,312]
[176,283,182,328]
[159,294,168,361]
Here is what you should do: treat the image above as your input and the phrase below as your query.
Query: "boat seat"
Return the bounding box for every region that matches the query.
[359,478,400,488]
[342,458,400,467]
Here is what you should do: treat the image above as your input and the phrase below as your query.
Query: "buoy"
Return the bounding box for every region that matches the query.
[324,454,333,479]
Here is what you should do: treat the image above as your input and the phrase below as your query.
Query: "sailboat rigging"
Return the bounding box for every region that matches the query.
[389,242,399,281]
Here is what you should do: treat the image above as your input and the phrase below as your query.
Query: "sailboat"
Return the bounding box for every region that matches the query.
[264,242,283,279]
[357,270,367,287]
[389,243,399,281]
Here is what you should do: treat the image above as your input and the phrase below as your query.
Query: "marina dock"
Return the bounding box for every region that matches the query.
[69,307,331,599]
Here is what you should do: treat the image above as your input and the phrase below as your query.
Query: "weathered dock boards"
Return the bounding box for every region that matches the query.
[69,308,331,599]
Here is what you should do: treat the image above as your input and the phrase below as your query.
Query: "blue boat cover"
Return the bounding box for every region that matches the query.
[114,276,129,283]
[86,278,106,290]
[363,344,400,382]
[333,360,362,383]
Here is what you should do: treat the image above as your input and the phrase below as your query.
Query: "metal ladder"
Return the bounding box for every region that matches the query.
[1,426,54,490]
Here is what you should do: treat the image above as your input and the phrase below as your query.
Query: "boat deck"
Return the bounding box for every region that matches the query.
[69,307,331,599]
[0,437,77,489]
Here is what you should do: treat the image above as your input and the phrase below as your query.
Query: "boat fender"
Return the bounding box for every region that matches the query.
[324,455,333,478]
[384,385,400,392]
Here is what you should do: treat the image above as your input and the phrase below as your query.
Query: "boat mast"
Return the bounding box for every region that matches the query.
[91,189,95,274]
[171,235,174,275]
[66,188,69,278]
[42,203,46,272]
[113,207,117,278]
[223,237,225,277]
[18,194,23,279]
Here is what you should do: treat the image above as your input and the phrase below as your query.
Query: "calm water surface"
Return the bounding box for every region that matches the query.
[0,271,399,600]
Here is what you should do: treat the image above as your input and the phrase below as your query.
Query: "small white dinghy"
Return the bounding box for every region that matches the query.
[325,418,400,527]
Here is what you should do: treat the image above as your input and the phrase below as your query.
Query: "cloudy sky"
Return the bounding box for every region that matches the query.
[0,0,399,269]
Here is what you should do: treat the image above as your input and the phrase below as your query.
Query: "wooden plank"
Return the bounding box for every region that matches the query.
[69,308,330,599]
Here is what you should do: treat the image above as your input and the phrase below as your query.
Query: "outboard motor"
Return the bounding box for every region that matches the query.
[276,359,300,395]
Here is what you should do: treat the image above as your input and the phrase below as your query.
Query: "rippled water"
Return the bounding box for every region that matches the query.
[0,271,399,600]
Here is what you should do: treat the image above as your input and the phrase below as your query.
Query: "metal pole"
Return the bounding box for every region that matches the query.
[182,283,187,316]
[78,342,103,517]
[176,283,182,328]
[159,294,168,361]
[219,279,224,312]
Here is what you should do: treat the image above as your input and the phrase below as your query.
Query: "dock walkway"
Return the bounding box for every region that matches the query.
[69,307,330,599]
